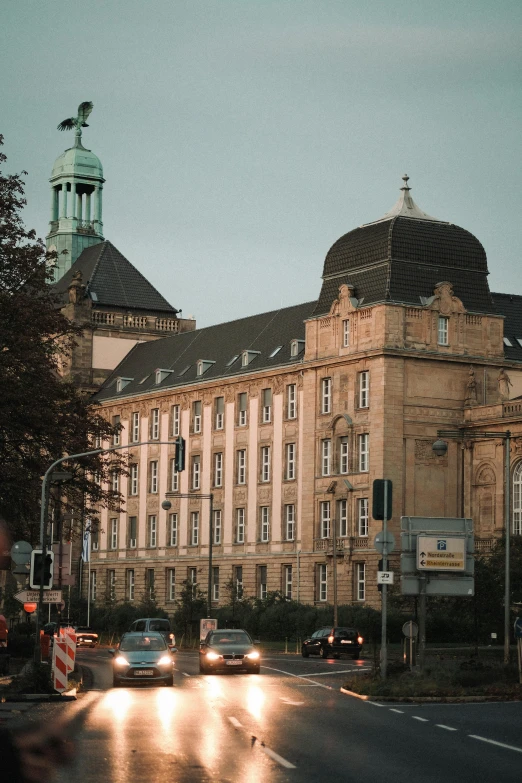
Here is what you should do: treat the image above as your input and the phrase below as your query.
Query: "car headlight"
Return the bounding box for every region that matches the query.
[206,651,220,660]
[114,655,128,666]
[157,655,173,666]
[246,651,260,660]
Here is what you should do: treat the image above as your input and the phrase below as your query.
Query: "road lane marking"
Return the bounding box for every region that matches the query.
[390,709,404,714]
[261,665,331,689]
[280,698,304,705]
[469,735,522,754]
[260,745,296,769]
[299,669,359,677]
[412,716,429,722]
[367,701,385,707]
[228,717,243,728]
[436,724,457,731]
[182,672,191,677]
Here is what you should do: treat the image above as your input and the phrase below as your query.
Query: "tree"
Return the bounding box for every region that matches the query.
[172,580,207,643]
[0,137,124,542]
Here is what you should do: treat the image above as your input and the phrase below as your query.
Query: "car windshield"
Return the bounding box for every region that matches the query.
[209,631,251,644]
[149,621,169,631]
[76,627,94,633]
[120,636,167,651]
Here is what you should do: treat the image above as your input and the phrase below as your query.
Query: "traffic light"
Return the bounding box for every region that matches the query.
[372,479,393,521]
[175,436,186,473]
[30,550,54,589]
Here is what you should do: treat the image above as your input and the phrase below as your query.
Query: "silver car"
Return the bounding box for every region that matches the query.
[109,632,174,687]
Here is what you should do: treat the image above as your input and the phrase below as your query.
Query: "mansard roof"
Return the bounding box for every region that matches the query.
[96,300,316,401]
[53,240,178,314]
[491,292,522,362]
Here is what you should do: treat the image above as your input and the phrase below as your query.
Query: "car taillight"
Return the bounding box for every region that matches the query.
[169,633,174,640]
[357,636,363,645]
[328,636,334,644]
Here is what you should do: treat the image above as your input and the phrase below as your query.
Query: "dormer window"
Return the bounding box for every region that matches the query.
[155,368,172,384]
[197,360,215,377]
[504,338,513,347]
[242,350,261,367]
[438,316,449,346]
[290,339,305,357]
[269,345,283,358]
[179,365,190,376]
[227,355,239,367]
[116,377,133,393]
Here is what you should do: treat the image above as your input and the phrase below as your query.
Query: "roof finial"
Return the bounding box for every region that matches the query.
[57,102,94,147]
[401,174,411,191]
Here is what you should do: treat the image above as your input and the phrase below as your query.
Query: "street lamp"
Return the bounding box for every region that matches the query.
[433,428,512,664]
[163,493,214,618]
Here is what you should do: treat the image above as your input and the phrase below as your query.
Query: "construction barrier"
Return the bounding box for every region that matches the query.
[52,640,68,692]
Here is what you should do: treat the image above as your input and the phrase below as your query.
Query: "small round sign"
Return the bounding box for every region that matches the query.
[11,541,32,565]
[23,602,37,614]
[402,621,419,639]
[374,530,396,554]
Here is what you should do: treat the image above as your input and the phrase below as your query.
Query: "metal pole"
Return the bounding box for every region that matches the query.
[207,494,214,618]
[380,480,388,680]
[504,432,511,665]
[332,507,338,627]
[419,575,427,673]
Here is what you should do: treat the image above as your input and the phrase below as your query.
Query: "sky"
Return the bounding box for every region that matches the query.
[2,0,522,328]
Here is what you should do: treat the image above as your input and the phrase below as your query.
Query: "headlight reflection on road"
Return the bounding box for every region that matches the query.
[155,687,177,732]
[205,676,224,699]
[246,685,265,720]
[102,688,133,721]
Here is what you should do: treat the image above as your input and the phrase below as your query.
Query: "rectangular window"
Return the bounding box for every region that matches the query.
[262,388,272,423]
[149,460,158,493]
[285,504,295,541]
[148,515,157,548]
[237,449,246,484]
[193,400,202,434]
[320,500,331,539]
[236,508,245,543]
[109,517,118,550]
[167,568,176,601]
[192,455,201,490]
[234,565,243,598]
[91,525,99,551]
[213,509,222,545]
[260,506,270,542]
[343,319,350,348]
[321,377,332,414]
[318,564,327,602]
[112,415,121,446]
[108,569,116,601]
[238,392,247,426]
[285,443,296,480]
[359,371,369,408]
[336,499,347,538]
[188,567,197,586]
[358,498,369,536]
[261,445,271,482]
[150,408,160,440]
[214,452,223,488]
[321,439,331,476]
[131,412,140,443]
[111,471,120,493]
[356,563,366,601]
[283,565,292,599]
[90,570,97,602]
[169,513,178,547]
[190,511,199,546]
[128,516,137,548]
[170,458,179,492]
[130,463,138,495]
[212,567,220,601]
[259,565,267,600]
[340,436,349,474]
[127,569,135,601]
[147,568,155,600]
[438,316,449,346]
[359,433,369,472]
[171,404,180,437]
[215,396,224,430]
[286,384,297,419]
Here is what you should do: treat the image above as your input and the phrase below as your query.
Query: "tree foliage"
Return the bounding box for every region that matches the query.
[0,137,124,543]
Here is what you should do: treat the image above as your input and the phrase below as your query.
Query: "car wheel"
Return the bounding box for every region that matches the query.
[301,647,310,658]
[164,675,174,686]
[319,646,329,659]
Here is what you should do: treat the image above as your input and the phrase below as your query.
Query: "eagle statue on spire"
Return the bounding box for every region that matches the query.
[57,101,94,132]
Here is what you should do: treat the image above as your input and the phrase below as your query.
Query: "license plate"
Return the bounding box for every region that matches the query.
[135,669,154,676]
[341,640,352,644]
[226,660,242,666]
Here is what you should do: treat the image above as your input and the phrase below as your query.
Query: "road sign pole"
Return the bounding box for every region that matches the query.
[504,433,511,666]
[380,481,388,680]
[418,575,427,672]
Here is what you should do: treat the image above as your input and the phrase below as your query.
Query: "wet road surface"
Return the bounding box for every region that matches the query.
[55,647,522,782]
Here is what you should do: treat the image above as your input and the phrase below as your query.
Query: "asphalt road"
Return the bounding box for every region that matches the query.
[54,647,522,783]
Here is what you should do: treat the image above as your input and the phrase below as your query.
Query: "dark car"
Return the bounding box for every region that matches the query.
[301,627,363,660]
[109,632,174,687]
[199,629,260,674]
[74,626,99,647]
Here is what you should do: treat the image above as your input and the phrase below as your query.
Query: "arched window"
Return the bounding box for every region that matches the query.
[513,462,522,536]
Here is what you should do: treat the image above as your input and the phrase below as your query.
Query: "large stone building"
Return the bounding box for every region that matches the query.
[82,175,522,611]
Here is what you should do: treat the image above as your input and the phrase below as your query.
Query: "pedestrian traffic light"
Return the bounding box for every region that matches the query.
[372,479,393,521]
[175,436,186,472]
[29,550,54,589]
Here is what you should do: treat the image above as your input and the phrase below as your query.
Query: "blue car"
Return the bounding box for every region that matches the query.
[109,632,175,687]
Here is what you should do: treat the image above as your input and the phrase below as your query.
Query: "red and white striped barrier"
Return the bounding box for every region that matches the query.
[62,627,77,673]
[52,640,68,692]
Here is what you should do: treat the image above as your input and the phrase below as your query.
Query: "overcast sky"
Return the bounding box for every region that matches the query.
[2,1,521,327]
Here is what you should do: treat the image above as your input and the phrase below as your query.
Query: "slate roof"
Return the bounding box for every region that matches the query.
[491,293,522,362]
[53,240,178,314]
[96,300,317,402]
[314,216,495,316]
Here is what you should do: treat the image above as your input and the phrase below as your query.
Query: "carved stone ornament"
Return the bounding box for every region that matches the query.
[476,465,495,485]
[497,369,513,401]
[224,386,236,403]
[68,270,85,304]
[431,282,466,315]
[273,376,284,395]
[464,366,478,406]
[328,283,358,317]
[296,373,303,388]
[180,393,190,409]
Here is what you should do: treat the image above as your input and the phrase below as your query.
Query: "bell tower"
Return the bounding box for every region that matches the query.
[46,101,105,282]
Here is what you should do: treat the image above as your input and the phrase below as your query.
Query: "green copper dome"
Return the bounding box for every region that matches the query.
[50,141,103,182]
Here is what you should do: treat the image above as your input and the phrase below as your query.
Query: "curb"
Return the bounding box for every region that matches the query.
[340,687,369,700]
[339,688,522,704]
[1,692,77,702]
